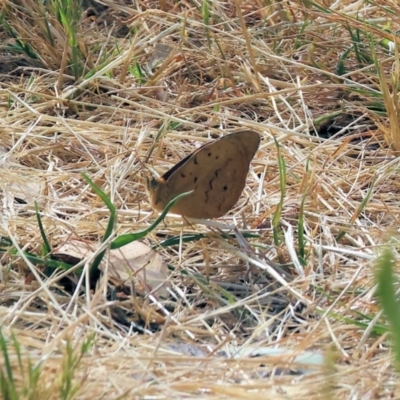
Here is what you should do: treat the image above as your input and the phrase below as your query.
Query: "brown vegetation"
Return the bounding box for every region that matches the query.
[0,0,399,398]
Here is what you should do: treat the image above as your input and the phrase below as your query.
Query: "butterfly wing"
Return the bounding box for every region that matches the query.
[156,131,260,218]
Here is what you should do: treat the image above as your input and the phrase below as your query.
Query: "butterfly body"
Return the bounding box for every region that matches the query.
[147,130,260,219]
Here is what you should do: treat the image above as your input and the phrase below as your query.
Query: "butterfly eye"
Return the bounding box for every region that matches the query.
[147,177,159,190]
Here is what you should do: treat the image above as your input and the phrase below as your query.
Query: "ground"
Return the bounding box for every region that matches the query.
[0,0,399,398]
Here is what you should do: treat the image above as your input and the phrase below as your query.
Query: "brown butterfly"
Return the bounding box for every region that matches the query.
[147,131,260,219]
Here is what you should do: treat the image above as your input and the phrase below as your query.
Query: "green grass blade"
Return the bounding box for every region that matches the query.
[298,195,306,264]
[336,175,375,241]
[0,329,17,400]
[376,246,400,370]
[272,138,286,246]
[111,190,194,249]
[35,201,52,255]
[154,231,259,248]
[81,173,116,277]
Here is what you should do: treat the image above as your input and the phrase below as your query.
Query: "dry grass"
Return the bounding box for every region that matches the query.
[1,0,400,398]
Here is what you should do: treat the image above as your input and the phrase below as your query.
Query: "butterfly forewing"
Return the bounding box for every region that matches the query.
[158,131,260,218]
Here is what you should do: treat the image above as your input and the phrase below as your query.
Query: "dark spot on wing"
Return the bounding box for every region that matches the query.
[223,185,228,191]
[194,156,198,164]
[181,173,186,178]
[208,152,212,157]
[194,177,198,183]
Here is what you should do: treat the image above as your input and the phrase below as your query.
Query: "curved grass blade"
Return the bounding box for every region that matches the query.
[81,173,116,277]
[0,235,78,272]
[111,190,194,249]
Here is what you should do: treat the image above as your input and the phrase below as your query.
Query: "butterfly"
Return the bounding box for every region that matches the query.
[147,131,260,219]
